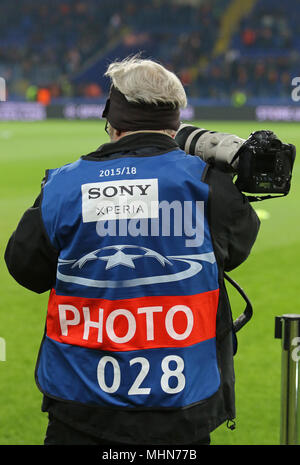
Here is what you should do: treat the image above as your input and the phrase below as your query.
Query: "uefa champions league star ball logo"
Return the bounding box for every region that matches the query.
[71,245,172,270]
[57,244,216,288]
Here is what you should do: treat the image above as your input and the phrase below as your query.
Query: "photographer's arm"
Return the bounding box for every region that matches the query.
[204,167,260,271]
[4,193,58,293]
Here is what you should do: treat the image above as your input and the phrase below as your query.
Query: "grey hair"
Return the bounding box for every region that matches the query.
[104,56,187,109]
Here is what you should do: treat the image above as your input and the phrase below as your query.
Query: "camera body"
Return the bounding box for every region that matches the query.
[175,125,295,198]
[235,130,295,195]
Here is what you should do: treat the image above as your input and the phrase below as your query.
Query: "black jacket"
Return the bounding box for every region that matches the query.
[5,133,260,444]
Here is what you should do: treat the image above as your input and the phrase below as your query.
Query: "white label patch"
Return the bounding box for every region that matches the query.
[82,178,159,222]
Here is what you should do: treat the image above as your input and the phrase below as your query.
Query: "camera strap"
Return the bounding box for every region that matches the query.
[224,272,253,333]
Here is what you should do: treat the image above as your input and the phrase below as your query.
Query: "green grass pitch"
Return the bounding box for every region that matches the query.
[0,119,299,445]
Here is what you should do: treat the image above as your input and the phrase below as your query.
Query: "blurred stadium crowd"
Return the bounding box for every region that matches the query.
[0,0,298,104]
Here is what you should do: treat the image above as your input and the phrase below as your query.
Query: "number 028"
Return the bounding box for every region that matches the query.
[97,355,185,395]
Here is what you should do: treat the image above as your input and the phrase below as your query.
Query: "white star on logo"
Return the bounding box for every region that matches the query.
[98,250,143,270]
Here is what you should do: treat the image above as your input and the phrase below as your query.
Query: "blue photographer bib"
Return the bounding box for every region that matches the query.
[36,148,221,409]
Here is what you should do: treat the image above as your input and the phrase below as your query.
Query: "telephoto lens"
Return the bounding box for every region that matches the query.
[175,124,209,157]
[175,123,245,170]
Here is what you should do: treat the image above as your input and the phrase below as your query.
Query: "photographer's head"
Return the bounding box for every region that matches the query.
[102,56,187,141]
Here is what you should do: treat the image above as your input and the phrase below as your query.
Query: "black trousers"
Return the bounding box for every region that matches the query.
[44,415,211,446]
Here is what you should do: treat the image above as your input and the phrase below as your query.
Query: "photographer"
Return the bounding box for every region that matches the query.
[5,57,264,445]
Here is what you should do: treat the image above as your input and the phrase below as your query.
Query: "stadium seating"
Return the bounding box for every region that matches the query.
[0,0,297,103]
